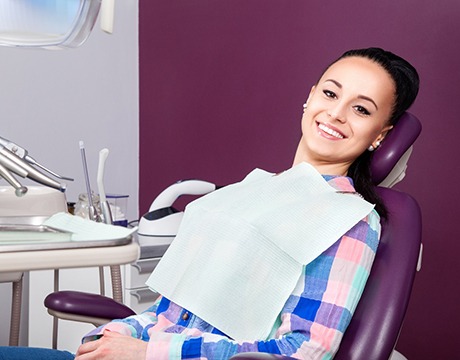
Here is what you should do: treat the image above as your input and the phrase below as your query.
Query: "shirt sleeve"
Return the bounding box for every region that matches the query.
[81,296,162,343]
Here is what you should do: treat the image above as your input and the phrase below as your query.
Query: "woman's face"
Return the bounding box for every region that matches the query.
[295,56,396,175]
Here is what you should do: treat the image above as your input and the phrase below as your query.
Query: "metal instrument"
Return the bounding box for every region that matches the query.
[0,135,73,196]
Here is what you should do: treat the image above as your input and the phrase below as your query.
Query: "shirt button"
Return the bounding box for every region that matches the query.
[182,312,189,321]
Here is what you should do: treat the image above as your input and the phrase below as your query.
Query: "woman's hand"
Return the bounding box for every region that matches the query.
[75,329,148,360]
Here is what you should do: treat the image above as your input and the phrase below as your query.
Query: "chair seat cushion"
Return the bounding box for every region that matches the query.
[44,290,136,319]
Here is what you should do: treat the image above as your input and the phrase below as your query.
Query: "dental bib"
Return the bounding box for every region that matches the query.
[146,162,374,341]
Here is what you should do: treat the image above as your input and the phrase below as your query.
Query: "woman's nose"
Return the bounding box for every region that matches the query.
[327,104,347,123]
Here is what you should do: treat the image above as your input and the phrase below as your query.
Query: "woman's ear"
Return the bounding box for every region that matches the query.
[372,124,394,147]
[304,85,316,109]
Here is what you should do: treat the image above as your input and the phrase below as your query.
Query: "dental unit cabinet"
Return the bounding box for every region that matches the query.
[124,180,216,313]
[0,135,70,347]
[0,0,138,351]
[0,138,136,351]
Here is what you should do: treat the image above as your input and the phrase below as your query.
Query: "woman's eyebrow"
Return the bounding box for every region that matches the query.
[325,79,342,88]
[324,79,378,110]
[357,95,378,110]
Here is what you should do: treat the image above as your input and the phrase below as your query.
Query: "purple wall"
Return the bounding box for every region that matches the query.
[139,1,459,357]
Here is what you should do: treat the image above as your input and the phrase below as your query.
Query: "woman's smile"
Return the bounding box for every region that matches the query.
[317,122,345,140]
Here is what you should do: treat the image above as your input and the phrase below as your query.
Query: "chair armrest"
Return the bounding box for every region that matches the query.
[44,290,136,319]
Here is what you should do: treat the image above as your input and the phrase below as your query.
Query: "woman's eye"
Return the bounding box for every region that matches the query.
[354,105,370,116]
[323,90,336,99]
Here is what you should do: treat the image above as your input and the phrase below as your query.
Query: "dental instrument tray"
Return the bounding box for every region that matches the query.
[0,216,133,253]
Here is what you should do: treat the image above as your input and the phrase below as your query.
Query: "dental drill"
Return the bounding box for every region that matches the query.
[0,135,72,196]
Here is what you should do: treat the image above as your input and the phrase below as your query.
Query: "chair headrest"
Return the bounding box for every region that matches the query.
[371,112,422,186]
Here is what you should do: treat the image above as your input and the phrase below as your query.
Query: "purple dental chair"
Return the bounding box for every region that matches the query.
[44,112,422,360]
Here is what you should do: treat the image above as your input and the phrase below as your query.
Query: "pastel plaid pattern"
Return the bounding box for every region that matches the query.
[83,175,380,360]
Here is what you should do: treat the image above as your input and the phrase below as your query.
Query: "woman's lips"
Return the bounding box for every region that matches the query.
[317,122,345,139]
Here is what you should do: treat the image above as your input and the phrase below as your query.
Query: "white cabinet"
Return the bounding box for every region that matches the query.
[123,258,161,314]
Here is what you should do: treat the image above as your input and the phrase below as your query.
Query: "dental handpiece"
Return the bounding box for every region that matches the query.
[0,147,66,192]
[0,163,27,196]
[24,154,74,181]
[0,135,73,181]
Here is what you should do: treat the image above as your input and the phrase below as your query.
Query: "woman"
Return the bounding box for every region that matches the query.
[0,47,419,360]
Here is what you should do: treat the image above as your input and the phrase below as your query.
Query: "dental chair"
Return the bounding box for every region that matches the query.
[44,112,422,360]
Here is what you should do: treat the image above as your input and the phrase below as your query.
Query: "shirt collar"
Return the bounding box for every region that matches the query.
[322,175,356,192]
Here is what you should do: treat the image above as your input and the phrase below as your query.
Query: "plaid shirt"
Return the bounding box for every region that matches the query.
[84,175,380,360]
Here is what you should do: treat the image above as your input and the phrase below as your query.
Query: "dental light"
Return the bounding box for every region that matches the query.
[0,0,115,49]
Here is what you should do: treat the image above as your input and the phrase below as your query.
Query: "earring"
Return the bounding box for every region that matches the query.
[367,141,381,152]
[303,103,307,109]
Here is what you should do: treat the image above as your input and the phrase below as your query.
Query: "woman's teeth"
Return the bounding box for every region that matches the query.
[318,123,344,139]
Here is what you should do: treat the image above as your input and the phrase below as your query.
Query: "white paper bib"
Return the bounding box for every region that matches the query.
[146,162,374,341]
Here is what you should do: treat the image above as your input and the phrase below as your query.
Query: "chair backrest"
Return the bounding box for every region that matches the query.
[371,112,422,186]
[335,112,422,359]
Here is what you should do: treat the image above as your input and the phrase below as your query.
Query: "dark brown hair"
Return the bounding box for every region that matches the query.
[325,48,419,218]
